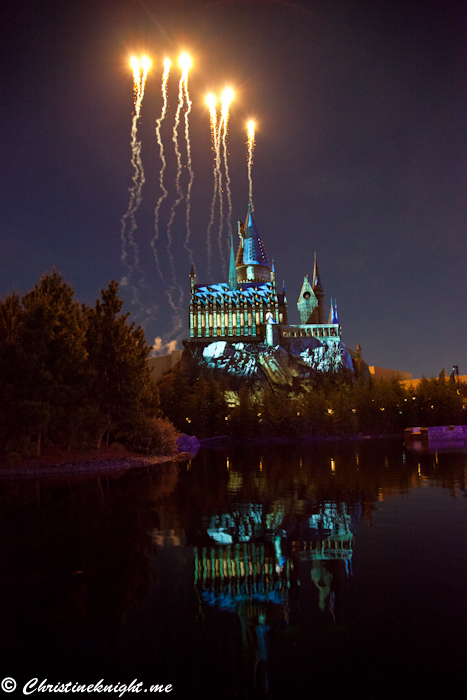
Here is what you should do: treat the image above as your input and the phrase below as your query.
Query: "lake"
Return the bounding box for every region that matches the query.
[1,438,466,699]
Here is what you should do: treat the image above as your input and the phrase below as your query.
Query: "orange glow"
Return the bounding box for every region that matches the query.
[140,55,152,72]
[178,52,192,72]
[221,87,234,111]
[205,93,216,110]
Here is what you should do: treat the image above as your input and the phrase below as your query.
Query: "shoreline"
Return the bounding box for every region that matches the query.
[0,445,184,480]
[0,433,407,478]
[199,433,405,446]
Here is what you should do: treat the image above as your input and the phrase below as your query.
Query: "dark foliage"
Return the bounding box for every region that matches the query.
[0,272,160,459]
[158,364,466,440]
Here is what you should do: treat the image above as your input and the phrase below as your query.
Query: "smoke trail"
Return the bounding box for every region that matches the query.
[216,113,225,277]
[182,67,194,263]
[165,53,192,316]
[120,56,151,300]
[247,120,255,211]
[221,89,233,243]
[164,67,185,312]
[217,88,234,279]
[205,94,219,279]
[152,58,171,282]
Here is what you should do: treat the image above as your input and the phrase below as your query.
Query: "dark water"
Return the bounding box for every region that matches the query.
[1,439,467,699]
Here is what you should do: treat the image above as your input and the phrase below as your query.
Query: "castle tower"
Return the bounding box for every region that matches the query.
[228,234,238,290]
[297,275,318,324]
[328,299,339,325]
[236,203,271,283]
[312,253,325,324]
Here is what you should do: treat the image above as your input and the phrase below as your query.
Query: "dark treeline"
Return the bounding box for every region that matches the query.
[0,272,178,462]
[158,363,466,440]
[2,272,464,457]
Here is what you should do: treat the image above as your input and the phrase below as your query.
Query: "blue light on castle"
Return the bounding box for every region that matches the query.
[189,203,341,349]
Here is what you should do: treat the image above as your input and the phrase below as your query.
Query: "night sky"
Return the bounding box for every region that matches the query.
[2,0,466,377]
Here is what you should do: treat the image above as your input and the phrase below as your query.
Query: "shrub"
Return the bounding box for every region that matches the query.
[124,416,180,456]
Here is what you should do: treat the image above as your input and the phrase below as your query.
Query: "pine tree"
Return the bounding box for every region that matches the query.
[84,281,158,447]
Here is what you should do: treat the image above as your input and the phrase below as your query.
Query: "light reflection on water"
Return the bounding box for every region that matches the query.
[1,439,467,699]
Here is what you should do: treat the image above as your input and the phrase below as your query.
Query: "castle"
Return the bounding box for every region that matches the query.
[188,203,341,348]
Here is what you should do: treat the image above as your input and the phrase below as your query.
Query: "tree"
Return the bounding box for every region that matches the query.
[0,272,88,455]
[0,274,161,457]
[188,375,228,438]
[84,281,159,447]
[229,386,260,438]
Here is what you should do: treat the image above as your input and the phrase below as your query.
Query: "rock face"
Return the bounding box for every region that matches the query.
[188,338,357,389]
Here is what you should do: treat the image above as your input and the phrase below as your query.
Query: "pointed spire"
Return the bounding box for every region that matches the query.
[270,259,276,284]
[333,299,339,325]
[236,203,271,282]
[190,264,195,278]
[328,298,333,324]
[228,234,238,290]
[243,206,270,267]
[312,252,323,293]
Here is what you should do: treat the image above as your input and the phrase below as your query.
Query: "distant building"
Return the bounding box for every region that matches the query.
[399,374,467,391]
[369,366,412,381]
[147,350,183,383]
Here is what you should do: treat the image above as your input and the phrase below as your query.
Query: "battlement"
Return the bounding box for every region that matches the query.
[266,323,340,346]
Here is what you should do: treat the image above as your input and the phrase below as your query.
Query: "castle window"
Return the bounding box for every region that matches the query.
[240,315,244,326]
[201,316,205,328]
[256,312,260,324]
[248,312,252,326]
[209,313,213,327]
[232,313,237,326]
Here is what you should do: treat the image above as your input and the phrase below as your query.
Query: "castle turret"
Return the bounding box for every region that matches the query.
[312,253,325,324]
[297,275,318,324]
[236,203,271,283]
[328,298,339,325]
[228,234,238,290]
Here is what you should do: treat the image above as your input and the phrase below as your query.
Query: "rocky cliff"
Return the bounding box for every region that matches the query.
[185,337,366,390]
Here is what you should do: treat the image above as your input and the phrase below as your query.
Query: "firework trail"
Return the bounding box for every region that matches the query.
[165,52,191,313]
[120,56,151,300]
[182,61,194,263]
[152,58,171,282]
[205,93,219,278]
[247,120,255,211]
[221,88,234,270]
